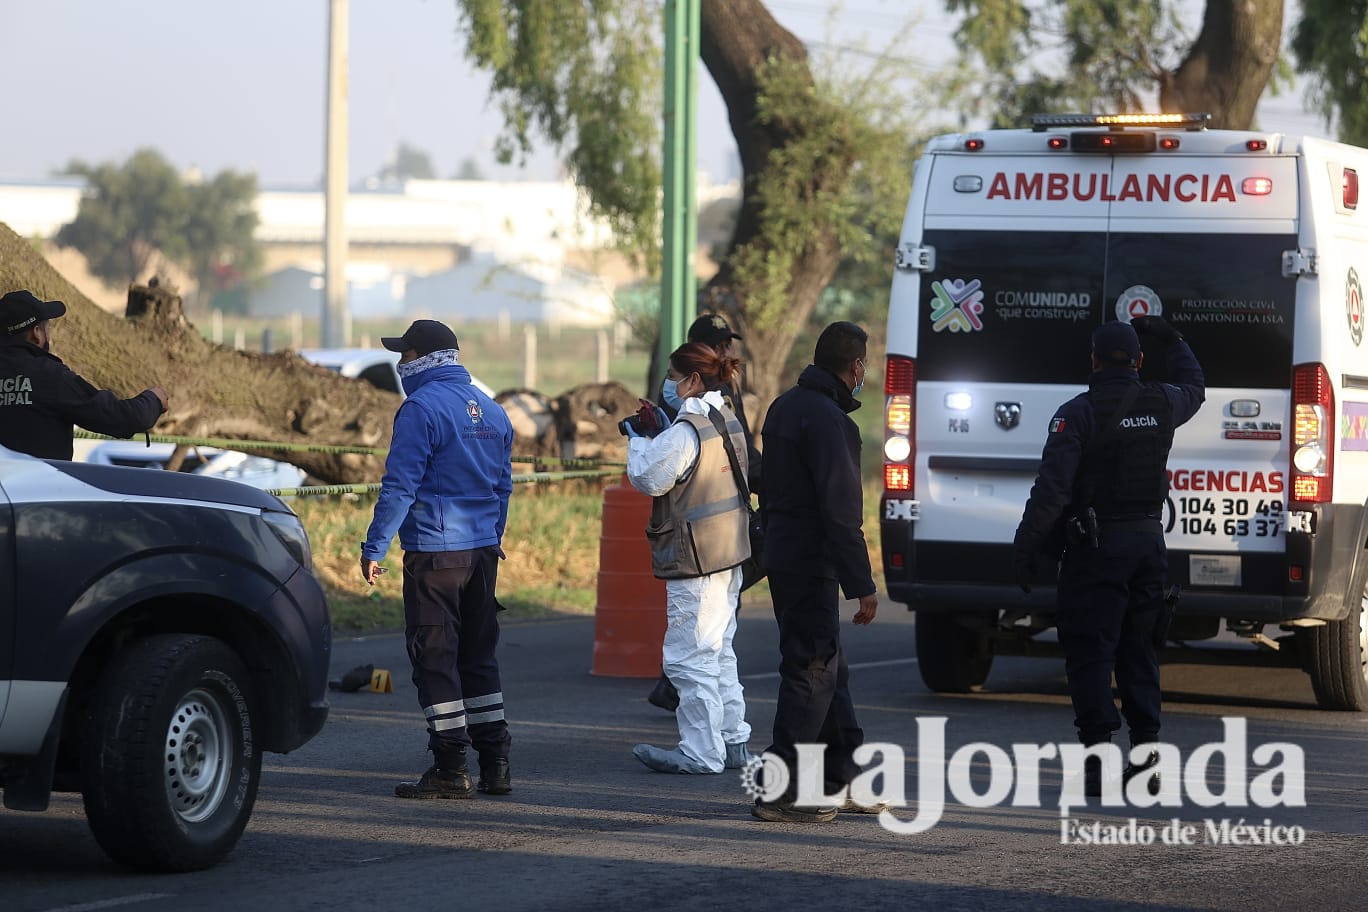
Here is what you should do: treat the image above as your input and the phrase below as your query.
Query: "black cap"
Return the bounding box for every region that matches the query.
[1,290,66,335]
[687,313,743,347]
[381,319,459,356]
[1092,321,1141,366]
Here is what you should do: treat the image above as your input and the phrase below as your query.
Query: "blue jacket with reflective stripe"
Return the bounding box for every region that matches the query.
[362,363,513,559]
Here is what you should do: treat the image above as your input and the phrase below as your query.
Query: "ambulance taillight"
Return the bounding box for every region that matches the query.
[1291,363,1334,504]
[884,356,915,493]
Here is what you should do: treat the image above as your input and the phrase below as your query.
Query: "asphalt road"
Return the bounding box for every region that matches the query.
[4,596,1366,912]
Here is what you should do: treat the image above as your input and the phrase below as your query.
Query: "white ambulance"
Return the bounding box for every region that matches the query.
[880,113,1368,710]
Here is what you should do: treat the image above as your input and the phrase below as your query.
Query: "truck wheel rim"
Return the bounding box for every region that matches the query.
[164,688,232,824]
[1360,586,1368,686]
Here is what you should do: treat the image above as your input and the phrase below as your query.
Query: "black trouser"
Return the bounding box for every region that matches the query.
[402,546,511,767]
[765,574,864,798]
[1055,530,1165,747]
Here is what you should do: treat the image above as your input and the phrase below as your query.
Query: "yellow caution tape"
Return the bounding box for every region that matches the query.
[74,429,625,467]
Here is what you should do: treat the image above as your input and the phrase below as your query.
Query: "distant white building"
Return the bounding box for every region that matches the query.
[245,263,408,319]
[404,251,615,326]
[0,174,738,326]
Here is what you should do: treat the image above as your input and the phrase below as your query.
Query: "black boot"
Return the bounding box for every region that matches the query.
[1083,756,1103,798]
[1124,747,1161,796]
[647,672,679,712]
[478,758,512,795]
[396,748,473,799]
[1081,736,1110,798]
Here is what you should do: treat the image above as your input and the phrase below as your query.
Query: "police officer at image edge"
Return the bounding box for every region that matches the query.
[359,318,516,800]
[1012,315,1204,795]
[0,289,168,460]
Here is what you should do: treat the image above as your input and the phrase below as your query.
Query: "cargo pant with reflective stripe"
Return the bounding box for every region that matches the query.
[402,546,511,766]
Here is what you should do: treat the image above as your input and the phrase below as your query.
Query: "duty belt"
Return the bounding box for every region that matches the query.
[1098,517,1163,534]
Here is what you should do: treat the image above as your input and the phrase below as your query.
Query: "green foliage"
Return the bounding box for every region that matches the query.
[943,0,1189,126]
[378,141,439,182]
[1292,0,1368,145]
[55,148,260,292]
[456,0,662,265]
[57,149,190,284]
[183,170,263,295]
[453,156,487,180]
[732,53,918,333]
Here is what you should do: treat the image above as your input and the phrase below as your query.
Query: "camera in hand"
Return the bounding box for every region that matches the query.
[618,399,667,438]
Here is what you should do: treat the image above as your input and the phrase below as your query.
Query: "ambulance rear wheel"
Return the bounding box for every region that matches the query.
[1302,574,1368,711]
[915,611,994,693]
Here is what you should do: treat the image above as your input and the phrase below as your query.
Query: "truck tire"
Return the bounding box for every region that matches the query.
[1303,575,1368,711]
[916,611,994,693]
[81,634,262,872]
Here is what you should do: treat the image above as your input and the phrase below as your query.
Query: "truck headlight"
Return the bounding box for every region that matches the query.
[263,510,313,572]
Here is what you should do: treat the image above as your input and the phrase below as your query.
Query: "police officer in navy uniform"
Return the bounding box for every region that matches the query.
[1013,316,1204,795]
[0,289,167,459]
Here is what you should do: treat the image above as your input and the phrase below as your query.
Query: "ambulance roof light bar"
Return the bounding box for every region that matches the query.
[1031,113,1211,132]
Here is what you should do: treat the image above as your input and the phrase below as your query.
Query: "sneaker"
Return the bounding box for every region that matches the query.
[647,675,680,713]
[724,742,756,770]
[477,758,512,795]
[632,743,717,774]
[840,786,889,814]
[751,798,838,823]
[1124,750,1160,797]
[395,764,473,799]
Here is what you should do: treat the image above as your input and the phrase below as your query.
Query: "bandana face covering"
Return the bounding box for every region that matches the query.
[397,349,460,379]
[398,349,460,395]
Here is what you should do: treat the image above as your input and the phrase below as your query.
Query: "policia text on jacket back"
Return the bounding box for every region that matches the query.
[0,289,168,459]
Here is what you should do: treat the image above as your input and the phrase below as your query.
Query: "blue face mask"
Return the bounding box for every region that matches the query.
[852,359,866,396]
[661,377,682,409]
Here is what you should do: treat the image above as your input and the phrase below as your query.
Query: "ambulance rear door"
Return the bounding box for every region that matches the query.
[1104,150,1300,597]
[905,149,1112,587]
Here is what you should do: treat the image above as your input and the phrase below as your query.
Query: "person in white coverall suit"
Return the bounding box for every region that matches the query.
[626,341,755,774]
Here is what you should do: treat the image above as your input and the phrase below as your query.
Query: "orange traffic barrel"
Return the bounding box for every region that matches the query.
[591,475,666,677]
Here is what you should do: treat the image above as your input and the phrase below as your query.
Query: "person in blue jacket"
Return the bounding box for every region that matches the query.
[360,319,515,800]
[1013,316,1204,797]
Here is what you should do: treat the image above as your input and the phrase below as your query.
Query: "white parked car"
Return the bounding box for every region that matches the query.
[85,441,306,491]
[298,347,495,398]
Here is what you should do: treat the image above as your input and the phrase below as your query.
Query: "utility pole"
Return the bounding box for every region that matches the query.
[322,0,350,348]
[658,0,699,373]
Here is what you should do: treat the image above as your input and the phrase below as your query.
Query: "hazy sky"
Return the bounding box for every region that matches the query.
[0,0,1325,189]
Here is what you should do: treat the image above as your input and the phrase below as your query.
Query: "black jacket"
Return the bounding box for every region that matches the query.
[0,337,163,460]
[1016,340,1206,544]
[759,365,876,599]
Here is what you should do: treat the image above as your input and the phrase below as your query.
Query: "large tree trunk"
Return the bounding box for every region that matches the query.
[1,221,395,484]
[1160,0,1284,129]
[699,0,849,426]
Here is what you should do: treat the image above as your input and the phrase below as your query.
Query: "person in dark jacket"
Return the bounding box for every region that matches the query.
[361,319,515,801]
[0,289,167,459]
[752,321,879,824]
[1013,316,1204,797]
[647,312,762,714]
